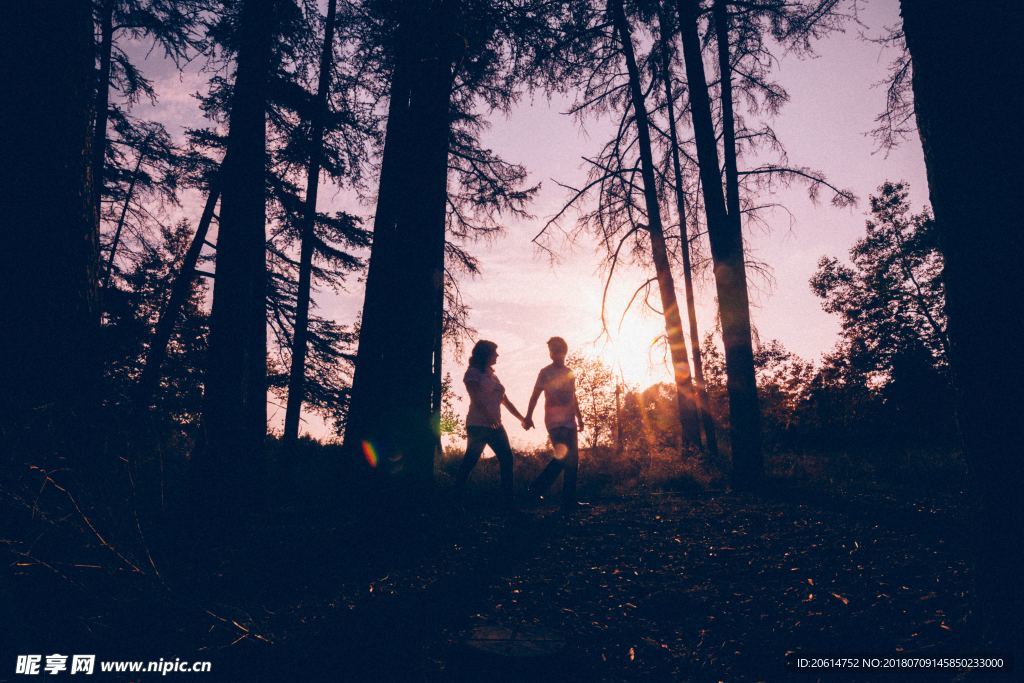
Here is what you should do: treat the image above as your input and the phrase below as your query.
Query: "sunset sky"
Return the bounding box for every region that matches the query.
[132,0,928,447]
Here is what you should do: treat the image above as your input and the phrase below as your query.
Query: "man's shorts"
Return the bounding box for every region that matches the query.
[547,426,578,460]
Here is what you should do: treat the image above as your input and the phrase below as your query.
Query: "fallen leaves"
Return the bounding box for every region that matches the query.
[14,484,971,682]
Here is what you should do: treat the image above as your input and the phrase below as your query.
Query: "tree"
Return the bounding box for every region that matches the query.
[437,372,465,439]
[99,121,183,297]
[620,383,683,457]
[535,0,708,454]
[200,0,279,483]
[675,0,763,487]
[104,220,209,427]
[342,0,454,483]
[282,0,341,446]
[135,164,222,409]
[567,353,618,450]
[898,0,1024,653]
[799,346,881,452]
[90,0,205,263]
[673,0,853,487]
[655,4,718,456]
[144,0,372,445]
[751,340,814,452]
[811,181,946,377]
[609,0,702,450]
[344,0,548,484]
[2,1,98,465]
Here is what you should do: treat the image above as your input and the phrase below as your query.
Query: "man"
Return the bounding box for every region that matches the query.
[524,337,585,511]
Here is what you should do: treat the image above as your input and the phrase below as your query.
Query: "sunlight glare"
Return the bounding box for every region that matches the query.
[601,317,672,389]
[583,273,676,390]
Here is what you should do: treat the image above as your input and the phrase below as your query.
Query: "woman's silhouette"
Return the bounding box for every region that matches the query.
[456,340,527,508]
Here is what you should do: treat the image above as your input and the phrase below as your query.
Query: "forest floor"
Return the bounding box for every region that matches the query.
[5,463,985,682]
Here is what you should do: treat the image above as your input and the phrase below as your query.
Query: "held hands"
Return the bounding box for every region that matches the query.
[518,416,582,431]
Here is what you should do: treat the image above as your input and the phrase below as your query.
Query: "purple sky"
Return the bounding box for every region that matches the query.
[131,0,928,446]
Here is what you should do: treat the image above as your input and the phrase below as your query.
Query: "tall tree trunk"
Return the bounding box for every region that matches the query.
[614,381,622,453]
[136,176,221,410]
[342,38,412,469]
[900,0,1023,655]
[283,0,338,447]
[101,143,148,293]
[676,0,763,487]
[92,0,115,226]
[2,0,98,465]
[431,294,444,462]
[344,1,453,484]
[712,0,741,224]
[201,0,273,481]
[611,0,702,451]
[657,6,718,458]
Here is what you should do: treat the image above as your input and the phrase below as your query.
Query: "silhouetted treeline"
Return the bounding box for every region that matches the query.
[606,181,954,460]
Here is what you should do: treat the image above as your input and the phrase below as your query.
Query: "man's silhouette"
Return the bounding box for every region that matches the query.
[524,337,584,511]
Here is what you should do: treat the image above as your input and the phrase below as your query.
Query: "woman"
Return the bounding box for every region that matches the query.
[457,340,527,508]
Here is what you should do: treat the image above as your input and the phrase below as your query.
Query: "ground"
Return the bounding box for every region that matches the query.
[5,469,979,681]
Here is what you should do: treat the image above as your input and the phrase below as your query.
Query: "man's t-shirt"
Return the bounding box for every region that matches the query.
[535,363,577,431]
[464,366,505,427]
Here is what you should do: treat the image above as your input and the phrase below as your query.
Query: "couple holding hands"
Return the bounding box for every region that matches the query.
[455,336,584,512]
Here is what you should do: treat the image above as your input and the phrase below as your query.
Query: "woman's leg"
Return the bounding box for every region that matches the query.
[488,427,515,507]
[456,427,488,498]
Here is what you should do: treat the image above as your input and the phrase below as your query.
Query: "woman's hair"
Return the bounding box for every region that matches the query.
[469,340,498,370]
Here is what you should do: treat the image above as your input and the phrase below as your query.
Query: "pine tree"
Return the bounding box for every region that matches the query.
[344,0,548,484]
[282,0,341,446]
[2,1,99,466]
[200,0,278,487]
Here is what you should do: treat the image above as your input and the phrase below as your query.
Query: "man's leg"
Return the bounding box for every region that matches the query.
[561,428,579,510]
[529,429,567,496]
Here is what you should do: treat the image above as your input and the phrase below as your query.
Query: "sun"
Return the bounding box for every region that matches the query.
[592,312,673,389]
[575,269,679,390]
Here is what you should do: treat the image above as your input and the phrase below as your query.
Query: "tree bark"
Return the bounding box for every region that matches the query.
[657,6,718,458]
[900,0,1023,655]
[676,0,763,487]
[342,39,412,468]
[1,0,98,464]
[92,0,115,226]
[136,176,221,410]
[343,1,453,484]
[201,0,273,479]
[431,291,444,462]
[712,0,741,224]
[283,0,338,447]
[611,0,702,451]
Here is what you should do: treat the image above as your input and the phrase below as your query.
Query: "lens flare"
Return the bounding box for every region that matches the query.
[361,440,378,468]
[553,442,569,461]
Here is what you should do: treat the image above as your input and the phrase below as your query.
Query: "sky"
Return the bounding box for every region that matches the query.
[129,0,929,448]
